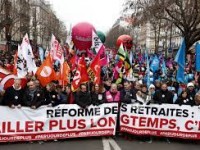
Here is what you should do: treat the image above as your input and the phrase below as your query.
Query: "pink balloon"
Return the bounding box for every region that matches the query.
[72,22,96,51]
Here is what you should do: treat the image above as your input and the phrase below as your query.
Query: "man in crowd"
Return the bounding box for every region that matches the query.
[2,78,24,108]
[153,83,173,104]
[120,80,137,104]
[75,84,92,108]
[23,80,44,109]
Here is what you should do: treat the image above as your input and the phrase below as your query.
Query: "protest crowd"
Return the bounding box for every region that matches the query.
[0,30,200,144]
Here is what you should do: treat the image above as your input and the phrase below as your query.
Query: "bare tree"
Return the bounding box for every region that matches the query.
[139,0,200,53]
[105,25,132,49]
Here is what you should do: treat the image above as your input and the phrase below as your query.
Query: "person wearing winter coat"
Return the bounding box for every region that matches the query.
[91,84,106,106]
[120,80,137,104]
[75,84,92,108]
[153,83,173,104]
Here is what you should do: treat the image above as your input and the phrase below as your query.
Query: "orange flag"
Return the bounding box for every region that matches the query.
[36,54,56,87]
[13,51,17,75]
[88,52,101,84]
[71,56,89,92]
[59,61,70,86]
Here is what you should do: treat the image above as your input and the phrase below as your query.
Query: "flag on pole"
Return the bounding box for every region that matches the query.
[38,47,44,62]
[13,51,17,75]
[59,61,70,86]
[150,55,160,72]
[50,34,64,63]
[91,30,103,54]
[116,43,126,61]
[87,50,101,84]
[71,56,89,92]
[97,45,108,66]
[195,42,200,72]
[21,33,37,74]
[145,49,150,88]
[66,24,74,49]
[16,44,28,78]
[161,59,167,76]
[175,38,186,83]
[36,54,56,87]
[124,50,132,74]
[0,66,27,90]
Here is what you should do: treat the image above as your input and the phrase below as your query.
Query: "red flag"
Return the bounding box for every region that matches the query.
[80,56,89,83]
[97,45,108,66]
[71,56,89,92]
[88,52,101,84]
[36,54,56,87]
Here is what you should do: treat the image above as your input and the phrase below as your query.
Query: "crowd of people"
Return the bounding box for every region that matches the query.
[1,47,200,143]
[0,48,200,108]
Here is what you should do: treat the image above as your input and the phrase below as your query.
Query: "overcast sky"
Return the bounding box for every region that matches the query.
[48,0,124,33]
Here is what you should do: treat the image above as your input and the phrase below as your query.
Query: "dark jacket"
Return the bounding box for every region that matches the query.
[91,92,106,106]
[43,90,60,106]
[153,89,173,104]
[120,89,137,104]
[23,88,45,108]
[2,86,24,107]
[175,95,195,106]
[75,91,92,108]
[187,89,196,101]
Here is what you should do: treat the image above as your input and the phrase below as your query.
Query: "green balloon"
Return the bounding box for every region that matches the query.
[97,31,106,43]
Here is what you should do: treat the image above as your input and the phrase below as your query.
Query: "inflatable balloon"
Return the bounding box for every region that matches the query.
[116,35,133,50]
[72,22,95,51]
[97,31,106,43]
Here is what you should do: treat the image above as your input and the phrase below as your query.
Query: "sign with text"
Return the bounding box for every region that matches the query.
[0,103,118,142]
[120,103,200,139]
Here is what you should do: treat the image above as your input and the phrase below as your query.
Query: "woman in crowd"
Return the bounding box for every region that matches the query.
[175,91,194,106]
[105,83,120,103]
[91,84,106,106]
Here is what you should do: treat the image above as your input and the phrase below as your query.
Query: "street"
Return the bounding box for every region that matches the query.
[1,136,200,150]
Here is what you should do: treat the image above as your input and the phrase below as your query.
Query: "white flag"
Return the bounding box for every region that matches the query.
[92,30,103,54]
[66,24,74,49]
[50,34,63,63]
[21,33,37,74]
[17,45,28,78]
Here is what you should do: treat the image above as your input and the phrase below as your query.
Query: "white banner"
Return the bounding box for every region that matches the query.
[120,103,200,139]
[0,103,118,142]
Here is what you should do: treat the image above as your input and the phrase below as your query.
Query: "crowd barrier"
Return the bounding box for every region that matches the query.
[0,103,200,142]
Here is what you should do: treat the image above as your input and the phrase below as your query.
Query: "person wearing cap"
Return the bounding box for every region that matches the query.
[186,82,196,105]
[148,84,156,101]
[2,78,24,108]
